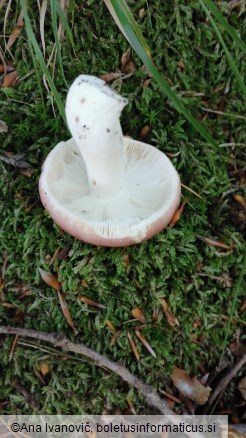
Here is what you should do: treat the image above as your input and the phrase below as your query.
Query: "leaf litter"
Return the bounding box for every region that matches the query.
[171,367,212,405]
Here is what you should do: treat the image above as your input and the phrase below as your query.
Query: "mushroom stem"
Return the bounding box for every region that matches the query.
[65,75,128,200]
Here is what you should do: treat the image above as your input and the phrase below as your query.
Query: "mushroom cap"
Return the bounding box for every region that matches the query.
[39,137,181,247]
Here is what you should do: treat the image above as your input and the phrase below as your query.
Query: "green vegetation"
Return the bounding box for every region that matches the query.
[0,0,245,415]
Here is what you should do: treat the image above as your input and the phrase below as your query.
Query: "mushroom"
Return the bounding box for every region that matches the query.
[39,75,181,247]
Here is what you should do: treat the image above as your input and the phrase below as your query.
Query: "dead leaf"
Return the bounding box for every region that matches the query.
[79,296,106,309]
[159,389,181,404]
[49,247,61,266]
[132,307,146,324]
[160,298,179,327]
[1,70,18,87]
[126,398,137,414]
[127,332,140,361]
[171,367,211,405]
[178,60,185,69]
[169,198,188,227]
[124,254,130,273]
[135,330,156,358]
[99,72,123,82]
[0,152,31,169]
[7,11,24,50]
[81,279,88,288]
[121,48,136,75]
[0,120,8,133]
[238,377,246,400]
[196,235,236,250]
[20,168,35,178]
[152,308,159,323]
[139,8,145,19]
[58,290,78,334]
[239,298,246,314]
[9,335,19,362]
[105,319,116,334]
[57,247,70,260]
[39,268,60,290]
[143,78,151,88]
[233,194,246,212]
[0,302,18,308]
[110,330,121,347]
[139,125,150,139]
[35,371,46,385]
[122,59,136,75]
[39,362,50,376]
[121,49,131,67]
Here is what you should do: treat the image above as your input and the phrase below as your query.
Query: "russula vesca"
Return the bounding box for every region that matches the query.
[39,75,181,247]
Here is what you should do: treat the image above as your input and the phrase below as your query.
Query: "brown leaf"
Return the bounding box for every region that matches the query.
[196,235,236,250]
[138,8,145,19]
[39,362,50,376]
[7,11,24,50]
[169,198,188,227]
[110,330,121,347]
[143,78,151,88]
[238,377,246,400]
[39,268,60,290]
[132,307,146,324]
[122,59,136,75]
[9,335,19,362]
[159,389,181,404]
[49,246,61,266]
[79,296,106,309]
[58,290,78,334]
[105,319,116,334]
[57,247,70,260]
[233,194,246,212]
[178,60,185,69]
[127,332,140,361]
[126,398,137,415]
[239,298,246,314]
[135,330,156,358]
[171,367,211,405]
[81,279,88,288]
[121,49,131,67]
[124,254,130,273]
[0,302,17,308]
[1,70,18,87]
[152,307,159,323]
[99,72,123,82]
[160,298,179,327]
[139,125,150,139]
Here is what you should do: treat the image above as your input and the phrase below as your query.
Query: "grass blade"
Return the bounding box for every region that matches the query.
[54,0,77,56]
[199,0,246,98]
[105,0,151,58]
[50,0,67,85]
[20,0,66,123]
[106,0,217,148]
[202,0,246,56]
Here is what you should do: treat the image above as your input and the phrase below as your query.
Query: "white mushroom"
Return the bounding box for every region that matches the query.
[39,75,181,247]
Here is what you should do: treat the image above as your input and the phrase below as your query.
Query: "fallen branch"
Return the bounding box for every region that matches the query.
[0,325,173,415]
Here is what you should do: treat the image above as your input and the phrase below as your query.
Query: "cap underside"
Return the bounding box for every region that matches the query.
[39,137,181,246]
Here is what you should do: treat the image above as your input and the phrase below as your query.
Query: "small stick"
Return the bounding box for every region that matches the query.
[0,325,172,416]
[204,354,246,413]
